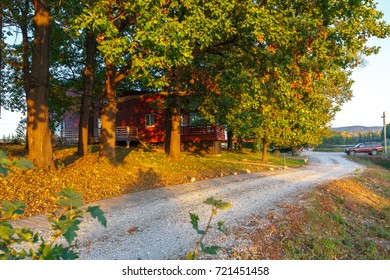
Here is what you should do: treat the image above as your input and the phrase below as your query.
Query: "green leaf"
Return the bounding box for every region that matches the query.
[56,245,79,260]
[12,158,34,170]
[0,223,15,242]
[0,151,33,177]
[190,213,199,231]
[0,150,11,162]
[41,243,54,258]
[63,220,81,244]
[189,213,205,234]
[200,242,220,255]
[187,250,196,260]
[203,197,231,210]
[87,206,107,227]
[0,151,13,177]
[57,188,84,208]
[217,202,232,211]
[15,227,35,242]
[0,201,25,219]
[37,243,78,260]
[0,165,11,177]
[52,218,81,244]
[217,221,229,235]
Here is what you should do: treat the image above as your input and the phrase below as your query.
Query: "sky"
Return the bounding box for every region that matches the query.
[0,109,24,138]
[331,0,390,128]
[0,1,389,137]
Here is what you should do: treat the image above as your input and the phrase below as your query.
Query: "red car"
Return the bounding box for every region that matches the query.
[344,142,383,156]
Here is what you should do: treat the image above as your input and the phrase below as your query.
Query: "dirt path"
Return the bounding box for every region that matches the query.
[13,152,362,259]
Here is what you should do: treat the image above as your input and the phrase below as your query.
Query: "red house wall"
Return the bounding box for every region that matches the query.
[116,95,166,143]
[62,93,219,145]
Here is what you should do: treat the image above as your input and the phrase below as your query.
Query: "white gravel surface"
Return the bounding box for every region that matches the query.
[12,152,362,260]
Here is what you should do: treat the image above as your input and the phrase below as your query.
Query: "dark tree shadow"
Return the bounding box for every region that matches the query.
[130,167,163,192]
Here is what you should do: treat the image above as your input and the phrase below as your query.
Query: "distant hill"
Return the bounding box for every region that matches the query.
[331,126,382,133]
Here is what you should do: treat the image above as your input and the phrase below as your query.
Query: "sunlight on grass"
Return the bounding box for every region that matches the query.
[245,162,390,260]
[328,179,389,210]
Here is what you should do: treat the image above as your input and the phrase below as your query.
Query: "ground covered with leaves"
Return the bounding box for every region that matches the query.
[0,145,304,218]
[239,156,390,260]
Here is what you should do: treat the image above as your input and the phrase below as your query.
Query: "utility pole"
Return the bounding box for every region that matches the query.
[382,112,387,155]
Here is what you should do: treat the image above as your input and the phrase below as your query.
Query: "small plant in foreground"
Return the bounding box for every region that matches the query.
[0,151,107,259]
[0,150,33,177]
[0,187,107,259]
[187,197,231,260]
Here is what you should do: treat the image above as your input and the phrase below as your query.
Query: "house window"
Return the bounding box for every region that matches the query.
[145,114,155,127]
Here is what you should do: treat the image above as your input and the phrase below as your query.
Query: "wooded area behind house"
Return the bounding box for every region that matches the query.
[0,0,389,166]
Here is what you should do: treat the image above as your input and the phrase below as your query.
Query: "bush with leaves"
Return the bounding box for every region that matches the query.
[0,187,107,260]
[187,197,231,260]
[0,150,33,177]
[0,151,107,259]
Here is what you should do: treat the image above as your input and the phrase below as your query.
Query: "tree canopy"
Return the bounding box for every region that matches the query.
[0,0,389,163]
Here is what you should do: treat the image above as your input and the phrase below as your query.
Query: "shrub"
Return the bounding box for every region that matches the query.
[0,150,106,260]
[187,197,231,259]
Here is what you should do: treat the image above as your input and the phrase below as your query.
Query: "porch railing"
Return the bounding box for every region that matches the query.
[180,124,226,142]
[94,126,138,141]
[60,126,138,143]
[60,124,225,144]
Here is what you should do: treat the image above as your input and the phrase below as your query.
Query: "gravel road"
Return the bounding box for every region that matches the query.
[13,152,362,260]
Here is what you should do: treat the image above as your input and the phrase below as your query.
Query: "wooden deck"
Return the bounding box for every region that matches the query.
[60,124,226,145]
[60,126,138,146]
[93,126,139,142]
[180,124,226,142]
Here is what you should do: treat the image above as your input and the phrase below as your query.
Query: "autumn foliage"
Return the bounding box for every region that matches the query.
[0,146,303,218]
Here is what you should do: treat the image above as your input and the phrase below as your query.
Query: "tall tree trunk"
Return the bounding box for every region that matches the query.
[237,136,243,151]
[227,130,233,151]
[27,0,53,167]
[164,107,172,155]
[78,31,96,156]
[88,109,95,144]
[169,107,181,159]
[261,138,268,163]
[22,0,30,152]
[167,95,181,159]
[99,59,117,160]
[21,0,30,95]
[291,145,300,156]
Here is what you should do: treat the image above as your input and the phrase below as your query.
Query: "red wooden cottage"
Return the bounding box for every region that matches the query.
[60,92,226,154]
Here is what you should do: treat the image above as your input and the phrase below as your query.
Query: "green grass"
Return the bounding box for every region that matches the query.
[246,158,390,260]
[350,155,390,170]
[201,149,305,168]
[286,165,389,259]
[314,146,346,152]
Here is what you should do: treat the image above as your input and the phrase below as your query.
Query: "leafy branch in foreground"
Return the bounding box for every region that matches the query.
[0,150,34,177]
[0,187,107,260]
[188,197,231,260]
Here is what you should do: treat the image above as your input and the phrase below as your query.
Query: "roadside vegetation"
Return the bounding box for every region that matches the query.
[0,145,305,218]
[241,156,390,260]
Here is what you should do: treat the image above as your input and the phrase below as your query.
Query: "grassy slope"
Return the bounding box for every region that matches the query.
[242,156,390,260]
[0,145,304,218]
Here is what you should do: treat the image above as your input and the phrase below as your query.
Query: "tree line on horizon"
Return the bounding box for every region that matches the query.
[322,124,390,146]
[0,0,389,166]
